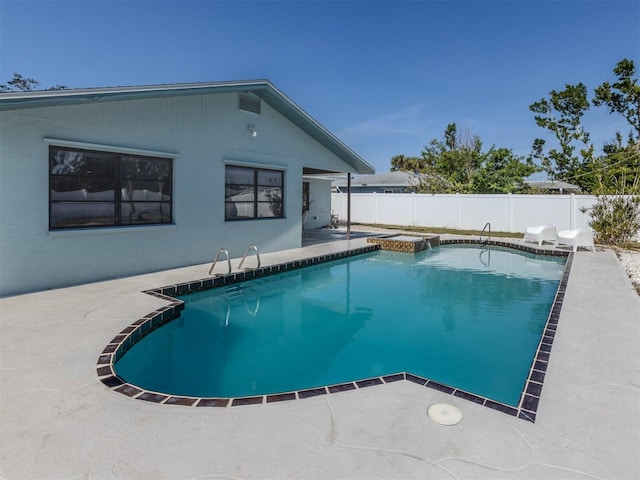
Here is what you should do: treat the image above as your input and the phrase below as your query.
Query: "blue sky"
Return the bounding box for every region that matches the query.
[1,0,638,176]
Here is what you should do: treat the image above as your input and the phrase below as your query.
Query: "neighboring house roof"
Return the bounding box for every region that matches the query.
[332,171,424,188]
[525,180,581,193]
[0,80,374,175]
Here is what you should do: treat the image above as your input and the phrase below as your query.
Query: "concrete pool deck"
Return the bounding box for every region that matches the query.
[1,230,639,479]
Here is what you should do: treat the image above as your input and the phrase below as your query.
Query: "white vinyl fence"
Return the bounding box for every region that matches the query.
[331,193,604,234]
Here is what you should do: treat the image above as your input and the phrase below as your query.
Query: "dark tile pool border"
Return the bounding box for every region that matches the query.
[97,239,573,423]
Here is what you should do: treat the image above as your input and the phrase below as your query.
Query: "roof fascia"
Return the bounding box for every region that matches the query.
[0,80,270,111]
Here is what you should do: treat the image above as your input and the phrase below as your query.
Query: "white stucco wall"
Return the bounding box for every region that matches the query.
[0,93,353,296]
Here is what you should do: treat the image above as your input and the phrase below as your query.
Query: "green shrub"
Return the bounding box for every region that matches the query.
[582,195,640,247]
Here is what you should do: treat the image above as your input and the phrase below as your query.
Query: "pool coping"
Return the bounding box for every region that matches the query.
[97,239,572,423]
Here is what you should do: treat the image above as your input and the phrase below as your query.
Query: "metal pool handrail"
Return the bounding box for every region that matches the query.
[238,244,261,270]
[208,248,231,276]
[479,222,491,245]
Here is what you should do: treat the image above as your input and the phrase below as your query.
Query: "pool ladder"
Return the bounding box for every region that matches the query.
[208,244,261,276]
[479,222,491,266]
[479,222,491,246]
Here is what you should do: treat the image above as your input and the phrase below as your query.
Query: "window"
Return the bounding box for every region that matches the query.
[225,165,284,220]
[49,146,172,230]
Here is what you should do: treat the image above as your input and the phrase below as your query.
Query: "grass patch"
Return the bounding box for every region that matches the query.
[353,223,522,239]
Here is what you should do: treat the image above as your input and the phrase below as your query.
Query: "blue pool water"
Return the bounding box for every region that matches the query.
[115,245,566,406]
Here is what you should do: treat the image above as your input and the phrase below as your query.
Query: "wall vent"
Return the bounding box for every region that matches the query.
[238,94,261,114]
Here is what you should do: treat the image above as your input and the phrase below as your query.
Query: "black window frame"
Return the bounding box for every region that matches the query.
[225,165,284,221]
[49,145,173,230]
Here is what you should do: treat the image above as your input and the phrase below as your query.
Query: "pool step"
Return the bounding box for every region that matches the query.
[367,234,440,253]
[221,286,244,301]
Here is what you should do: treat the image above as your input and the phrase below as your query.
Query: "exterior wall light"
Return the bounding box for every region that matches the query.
[247,125,257,137]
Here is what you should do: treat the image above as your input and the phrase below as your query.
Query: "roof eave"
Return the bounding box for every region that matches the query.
[0,80,374,175]
[0,80,272,109]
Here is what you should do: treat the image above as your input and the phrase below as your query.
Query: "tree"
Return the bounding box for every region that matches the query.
[580,135,640,194]
[390,154,423,173]
[422,124,483,191]
[0,72,67,92]
[530,59,640,193]
[391,123,538,193]
[471,147,537,194]
[589,59,640,193]
[593,58,640,141]
[529,83,594,188]
[0,73,40,92]
[566,59,640,245]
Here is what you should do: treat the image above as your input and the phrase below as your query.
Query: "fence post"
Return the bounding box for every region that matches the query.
[412,192,416,226]
[570,194,575,229]
[373,192,377,224]
[507,193,513,233]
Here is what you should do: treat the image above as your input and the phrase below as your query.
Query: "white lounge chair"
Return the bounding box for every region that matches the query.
[555,227,595,252]
[524,225,556,245]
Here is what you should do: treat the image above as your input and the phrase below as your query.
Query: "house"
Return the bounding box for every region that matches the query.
[0,80,374,297]
[332,171,425,193]
[524,179,581,194]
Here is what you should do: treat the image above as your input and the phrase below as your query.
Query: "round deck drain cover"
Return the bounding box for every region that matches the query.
[427,403,463,425]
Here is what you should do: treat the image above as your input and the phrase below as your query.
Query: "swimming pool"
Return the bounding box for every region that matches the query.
[110,243,568,415]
